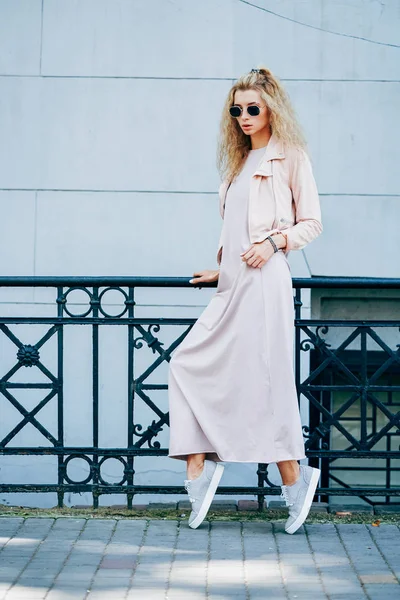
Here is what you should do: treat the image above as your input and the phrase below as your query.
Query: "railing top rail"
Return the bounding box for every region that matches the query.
[0,276,400,289]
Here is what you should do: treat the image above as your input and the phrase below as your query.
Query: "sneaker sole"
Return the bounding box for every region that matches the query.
[188,462,225,529]
[285,467,320,535]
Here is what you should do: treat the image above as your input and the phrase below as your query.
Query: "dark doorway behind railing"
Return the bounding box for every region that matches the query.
[0,276,399,509]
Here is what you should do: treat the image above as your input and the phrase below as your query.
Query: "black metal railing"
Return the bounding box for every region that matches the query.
[0,276,399,509]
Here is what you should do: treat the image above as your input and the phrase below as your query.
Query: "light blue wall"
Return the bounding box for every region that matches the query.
[1,0,399,278]
[0,0,399,507]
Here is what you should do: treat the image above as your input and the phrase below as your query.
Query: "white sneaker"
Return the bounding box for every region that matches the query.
[184,459,225,529]
[280,464,321,534]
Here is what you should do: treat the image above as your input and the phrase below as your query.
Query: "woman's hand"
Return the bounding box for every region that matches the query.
[189,269,219,285]
[240,238,276,269]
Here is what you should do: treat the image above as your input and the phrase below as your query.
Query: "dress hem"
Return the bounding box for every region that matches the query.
[168,450,307,464]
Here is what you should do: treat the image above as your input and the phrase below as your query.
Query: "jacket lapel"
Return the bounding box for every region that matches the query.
[218,180,230,218]
[218,133,285,216]
[253,132,285,176]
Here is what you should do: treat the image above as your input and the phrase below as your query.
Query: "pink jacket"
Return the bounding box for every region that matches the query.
[217,132,322,264]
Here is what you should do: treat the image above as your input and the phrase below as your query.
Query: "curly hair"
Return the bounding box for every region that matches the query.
[217,66,307,183]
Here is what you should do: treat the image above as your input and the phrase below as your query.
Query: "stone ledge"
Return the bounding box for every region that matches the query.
[208,499,237,512]
[72,500,328,512]
[69,500,398,516]
[73,503,148,510]
[374,504,400,515]
[310,502,329,514]
[238,500,259,511]
[2,503,400,523]
[267,500,286,508]
[329,504,374,515]
[148,502,177,510]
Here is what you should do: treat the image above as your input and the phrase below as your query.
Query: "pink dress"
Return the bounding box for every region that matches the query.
[168,146,306,463]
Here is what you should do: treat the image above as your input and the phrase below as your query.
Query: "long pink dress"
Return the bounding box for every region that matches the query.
[167,146,306,463]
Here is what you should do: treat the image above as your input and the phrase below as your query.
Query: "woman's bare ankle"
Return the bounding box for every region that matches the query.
[186,454,206,480]
[277,460,300,487]
[187,465,204,480]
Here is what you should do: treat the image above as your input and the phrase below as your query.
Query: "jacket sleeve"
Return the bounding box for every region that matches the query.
[280,148,323,251]
[217,227,223,265]
[216,181,226,265]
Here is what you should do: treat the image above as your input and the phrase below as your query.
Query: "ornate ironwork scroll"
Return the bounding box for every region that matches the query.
[0,276,399,508]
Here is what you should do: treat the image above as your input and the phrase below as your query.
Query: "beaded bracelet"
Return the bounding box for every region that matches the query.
[266,235,278,253]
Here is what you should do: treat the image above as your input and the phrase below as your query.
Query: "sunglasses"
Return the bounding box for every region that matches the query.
[229,104,266,118]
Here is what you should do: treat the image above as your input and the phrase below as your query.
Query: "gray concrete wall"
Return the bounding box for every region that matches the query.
[0,0,399,507]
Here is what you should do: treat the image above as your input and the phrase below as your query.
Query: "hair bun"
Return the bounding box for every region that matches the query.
[250,67,272,78]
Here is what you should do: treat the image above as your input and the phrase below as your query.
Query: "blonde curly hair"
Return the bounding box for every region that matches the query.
[217,66,307,184]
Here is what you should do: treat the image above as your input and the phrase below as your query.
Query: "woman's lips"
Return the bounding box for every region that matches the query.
[242,124,252,129]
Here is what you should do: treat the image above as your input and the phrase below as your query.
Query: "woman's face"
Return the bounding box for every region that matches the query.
[232,89,270,137]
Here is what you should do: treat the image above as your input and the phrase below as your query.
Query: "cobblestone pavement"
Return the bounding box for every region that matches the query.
[0,517,399,600]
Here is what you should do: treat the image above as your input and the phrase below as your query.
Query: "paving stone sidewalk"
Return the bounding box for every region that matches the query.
[0,517,399,600]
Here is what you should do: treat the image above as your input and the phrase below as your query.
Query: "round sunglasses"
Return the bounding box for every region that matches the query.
[229,104,266,118]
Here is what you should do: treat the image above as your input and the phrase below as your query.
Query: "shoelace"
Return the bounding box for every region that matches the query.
[280,485,294,507]
[184,479,195,503]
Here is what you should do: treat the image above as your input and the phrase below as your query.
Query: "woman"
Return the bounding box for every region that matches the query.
[168,67,322,534]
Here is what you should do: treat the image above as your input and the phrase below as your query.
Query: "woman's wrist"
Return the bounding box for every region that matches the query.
[270,233,287,250]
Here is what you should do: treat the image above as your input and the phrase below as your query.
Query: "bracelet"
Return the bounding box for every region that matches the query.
[266,235,278,253]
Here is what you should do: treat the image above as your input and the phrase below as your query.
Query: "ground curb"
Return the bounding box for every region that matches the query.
[1,501,400,523]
